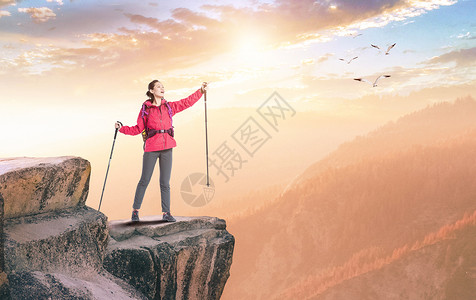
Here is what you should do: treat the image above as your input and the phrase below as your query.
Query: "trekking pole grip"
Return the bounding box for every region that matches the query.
[114,121,122,139]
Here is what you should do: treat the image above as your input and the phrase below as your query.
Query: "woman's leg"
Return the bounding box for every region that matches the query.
[133,151,159,210]
[158,148,173,213]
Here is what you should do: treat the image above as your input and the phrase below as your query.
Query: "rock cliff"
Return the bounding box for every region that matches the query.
[105,216,234,300]
[0,157,90,219]
[0,157,234,299]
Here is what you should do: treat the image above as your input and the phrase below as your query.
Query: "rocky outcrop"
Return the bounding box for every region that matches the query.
[105,216,235,300]
[4,207,108,274]
[0,192,9,298]
[1,156,234,299]
[0,157,90,219]
[8,270,147,300]
[3,206,157,299]
[2,156,147,299]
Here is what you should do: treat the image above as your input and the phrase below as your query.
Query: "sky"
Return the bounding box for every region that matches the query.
[1,0,476,217]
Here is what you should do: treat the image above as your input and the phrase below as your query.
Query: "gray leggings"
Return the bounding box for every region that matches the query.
[133,149,173,212]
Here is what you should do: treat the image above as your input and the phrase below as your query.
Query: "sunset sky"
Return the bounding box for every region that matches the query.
[1,0,476,217]
[1,0,475,152]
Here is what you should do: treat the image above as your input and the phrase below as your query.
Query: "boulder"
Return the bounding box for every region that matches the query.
[104,216,235,300]
[0,192,10,298]
[4,206,149,299]
[4,206,108,274]
[0,157,91,219]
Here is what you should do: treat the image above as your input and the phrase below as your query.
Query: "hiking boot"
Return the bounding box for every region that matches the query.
[131,210,140,222]
[162,212,176,222]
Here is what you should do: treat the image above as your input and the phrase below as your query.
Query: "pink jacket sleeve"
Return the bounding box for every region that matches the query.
[168,89,203,115]
[119,109,145,136]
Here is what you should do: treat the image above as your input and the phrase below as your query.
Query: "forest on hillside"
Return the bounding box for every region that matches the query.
[223,98,476,300]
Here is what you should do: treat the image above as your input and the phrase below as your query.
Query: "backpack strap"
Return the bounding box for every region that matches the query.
[141,103,149,128]
[164,101,173,128]
[141,103,150,149]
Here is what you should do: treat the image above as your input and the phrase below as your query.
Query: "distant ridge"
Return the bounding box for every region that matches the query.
[224,96,476,300]
[279,209,476,299]
[291,96,476,188]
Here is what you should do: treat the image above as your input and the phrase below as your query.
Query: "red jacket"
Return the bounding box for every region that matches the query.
[119,88,203,152]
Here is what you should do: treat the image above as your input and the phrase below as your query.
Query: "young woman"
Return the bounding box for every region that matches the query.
[115,80,208,222]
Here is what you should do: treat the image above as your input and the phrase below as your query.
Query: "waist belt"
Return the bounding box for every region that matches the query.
[147,127,174,138]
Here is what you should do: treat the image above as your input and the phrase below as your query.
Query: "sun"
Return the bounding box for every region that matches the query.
[230,32,272,67]
[235,33,267,55]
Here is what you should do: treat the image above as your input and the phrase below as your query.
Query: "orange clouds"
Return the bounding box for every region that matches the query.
[171,7,220,28]
[4,0,457,77]
[0,0,465,96]
[18,7,56,23]
[0,0,15,8]
[0,10,10,18]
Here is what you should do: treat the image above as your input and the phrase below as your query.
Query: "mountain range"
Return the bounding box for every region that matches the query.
[222,96,476,299]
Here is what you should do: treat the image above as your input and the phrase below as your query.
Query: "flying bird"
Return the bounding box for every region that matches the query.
[370,43,396,55]
[354,75,391,87]
[350,33,363,38]
[339,56,358,64]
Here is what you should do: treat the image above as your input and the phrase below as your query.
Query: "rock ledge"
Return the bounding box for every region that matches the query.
[105,216,235,300]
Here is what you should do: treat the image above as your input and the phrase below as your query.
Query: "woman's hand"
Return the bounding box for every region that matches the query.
[201,82,208,93]
[115,121,122,129]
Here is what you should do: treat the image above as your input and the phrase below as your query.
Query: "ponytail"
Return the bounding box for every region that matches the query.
[146,79,160,102]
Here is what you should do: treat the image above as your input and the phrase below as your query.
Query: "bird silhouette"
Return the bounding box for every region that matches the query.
[370,43,396,55]
[350,33,362,38]
[339,56,358,64]
[354,75,391,87]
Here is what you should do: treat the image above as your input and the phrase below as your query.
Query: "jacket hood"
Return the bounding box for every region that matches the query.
[143,98,167,107]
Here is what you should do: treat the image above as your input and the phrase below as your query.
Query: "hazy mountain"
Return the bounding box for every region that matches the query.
[222,97,476,299]
[293,96,476,187]
[306,212,476,300]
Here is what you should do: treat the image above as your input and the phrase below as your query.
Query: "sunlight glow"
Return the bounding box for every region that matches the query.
[234,33,266,55]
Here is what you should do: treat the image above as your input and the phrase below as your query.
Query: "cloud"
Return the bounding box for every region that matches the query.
[46,0,63,5]
[0,10,10,18]
[0,0,16,8]
[18,7,56,23]
[1,43,104,75]
[2,0,461,83]
[111,0,413,64]
[331,0,457,34]
[199,0,458,48]
[457,32,476,40]
[123,7,221,38]
[426,47,476,67]
[301,58,316,66]
[317,53,334,63]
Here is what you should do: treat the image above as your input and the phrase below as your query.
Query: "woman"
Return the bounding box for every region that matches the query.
[115,80,208,222]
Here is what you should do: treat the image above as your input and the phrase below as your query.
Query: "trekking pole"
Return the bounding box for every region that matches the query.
[98,121,122,211]
[204,88,210,187]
